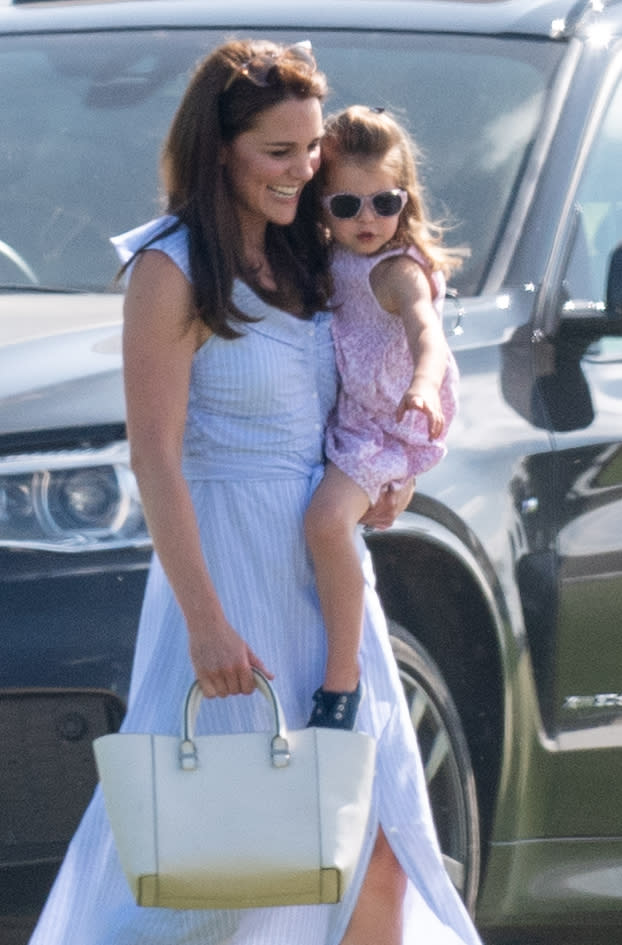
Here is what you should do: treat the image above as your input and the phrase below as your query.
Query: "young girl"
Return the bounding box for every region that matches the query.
[305,105,464,729]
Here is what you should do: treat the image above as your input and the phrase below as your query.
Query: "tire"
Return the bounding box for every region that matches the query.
[389,622,481,914]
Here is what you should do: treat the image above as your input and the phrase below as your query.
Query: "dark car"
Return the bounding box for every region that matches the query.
[1,0,622,941]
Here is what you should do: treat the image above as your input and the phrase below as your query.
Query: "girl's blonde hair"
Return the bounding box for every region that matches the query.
[321,105,467,277]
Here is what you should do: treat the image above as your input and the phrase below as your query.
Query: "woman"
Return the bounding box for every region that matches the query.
[28,39,482,945]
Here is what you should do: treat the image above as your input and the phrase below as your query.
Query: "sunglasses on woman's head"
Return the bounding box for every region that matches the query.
[223,41,316,93]
[322,189,408,220]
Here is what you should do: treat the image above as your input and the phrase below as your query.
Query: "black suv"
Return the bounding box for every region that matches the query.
[1,1,622,941]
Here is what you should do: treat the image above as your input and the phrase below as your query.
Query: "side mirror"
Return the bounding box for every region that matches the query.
[560,240,622,337]
[606,241,622,318]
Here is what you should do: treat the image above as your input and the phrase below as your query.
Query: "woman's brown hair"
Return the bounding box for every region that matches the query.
[131,39,330,337]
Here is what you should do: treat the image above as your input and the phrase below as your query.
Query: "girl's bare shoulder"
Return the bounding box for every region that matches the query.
[370,250,431,313]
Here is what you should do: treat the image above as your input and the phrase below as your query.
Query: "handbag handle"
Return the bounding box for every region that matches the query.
[179,669,291,771]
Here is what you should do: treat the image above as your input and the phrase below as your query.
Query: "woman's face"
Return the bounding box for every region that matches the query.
[222,96,323,242]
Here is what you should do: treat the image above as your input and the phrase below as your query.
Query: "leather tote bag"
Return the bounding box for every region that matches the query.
[93,670,376,909]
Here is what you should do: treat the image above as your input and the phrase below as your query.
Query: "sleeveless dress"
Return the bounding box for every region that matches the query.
[27,217,482,945]
[326,243,459,504]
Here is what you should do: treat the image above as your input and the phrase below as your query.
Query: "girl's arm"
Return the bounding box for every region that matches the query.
[372,254,449,438]
[122,250,271,698]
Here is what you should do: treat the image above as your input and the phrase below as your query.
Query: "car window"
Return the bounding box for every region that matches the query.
[0,32,195,292]
[0,29,563,294]
[564,72,622,301]
[315,33,564,294]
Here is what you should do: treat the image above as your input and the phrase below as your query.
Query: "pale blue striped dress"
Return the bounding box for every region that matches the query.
[28,217,483,945]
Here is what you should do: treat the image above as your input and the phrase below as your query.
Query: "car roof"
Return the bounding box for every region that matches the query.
[1,0,621,40]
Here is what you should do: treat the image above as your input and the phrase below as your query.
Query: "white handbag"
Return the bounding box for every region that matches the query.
[93,670,376,909]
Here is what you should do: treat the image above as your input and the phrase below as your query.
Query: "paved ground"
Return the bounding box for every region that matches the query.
[485,932,617,945]
[2,917,617,945]
[0,917,35,945]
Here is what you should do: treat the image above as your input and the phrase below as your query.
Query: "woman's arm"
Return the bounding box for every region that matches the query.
[123,250,270,697]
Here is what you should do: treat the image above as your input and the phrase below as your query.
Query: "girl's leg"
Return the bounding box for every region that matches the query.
[304,463,370,693]
[339,828,407,945]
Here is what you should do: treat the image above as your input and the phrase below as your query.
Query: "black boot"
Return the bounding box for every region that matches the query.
[307,681,362,730]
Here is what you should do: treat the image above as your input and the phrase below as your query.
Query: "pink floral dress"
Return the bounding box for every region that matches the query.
[325,243,459,503]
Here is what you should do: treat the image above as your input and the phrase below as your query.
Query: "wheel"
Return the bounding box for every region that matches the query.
[390,622,481,914]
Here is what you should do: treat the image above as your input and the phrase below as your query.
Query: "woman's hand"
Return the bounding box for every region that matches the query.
[360,477,415,531]
[188,615,273,699]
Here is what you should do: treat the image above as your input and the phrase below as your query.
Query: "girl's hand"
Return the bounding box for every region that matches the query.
[397,382,445,439]
[360,477,415,531]
[189,617,273,699]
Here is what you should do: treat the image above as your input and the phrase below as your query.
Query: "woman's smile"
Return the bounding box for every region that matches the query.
[268,184,301,199]
[223,96,323,236]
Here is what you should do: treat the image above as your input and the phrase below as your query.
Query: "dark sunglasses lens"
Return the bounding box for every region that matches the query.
[243,56,277,87]
[329,194,362,219]
[372,191,404,216]
[242,43,316,88]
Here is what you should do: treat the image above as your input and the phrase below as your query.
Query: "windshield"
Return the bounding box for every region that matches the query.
[0,29,564,294]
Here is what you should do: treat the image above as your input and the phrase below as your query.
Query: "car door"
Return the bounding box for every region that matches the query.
[540,53,622,840]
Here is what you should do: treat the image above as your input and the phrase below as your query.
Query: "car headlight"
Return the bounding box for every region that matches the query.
[0,441,150,551]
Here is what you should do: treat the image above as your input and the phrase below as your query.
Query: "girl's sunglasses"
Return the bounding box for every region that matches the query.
[323,188,408,220]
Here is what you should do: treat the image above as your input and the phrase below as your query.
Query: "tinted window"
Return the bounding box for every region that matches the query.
[569,75,622,301]
[0,29,563,293]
